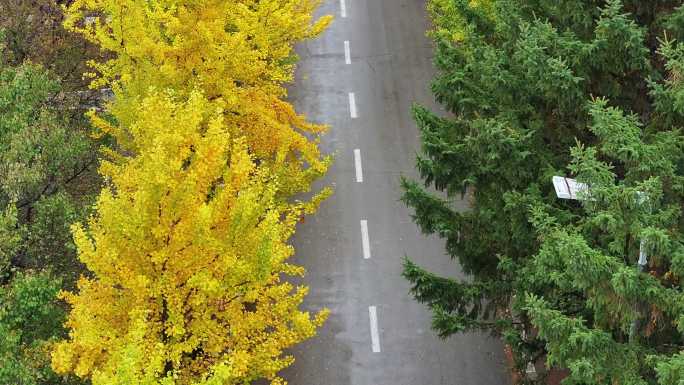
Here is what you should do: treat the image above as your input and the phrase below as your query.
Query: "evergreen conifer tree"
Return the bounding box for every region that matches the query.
[403,1,684,383]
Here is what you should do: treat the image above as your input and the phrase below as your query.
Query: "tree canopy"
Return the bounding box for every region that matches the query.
[402,1,684,383]
[50,1,332,384]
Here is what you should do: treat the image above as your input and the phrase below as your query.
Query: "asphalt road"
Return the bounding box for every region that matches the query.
[282,1,510,384]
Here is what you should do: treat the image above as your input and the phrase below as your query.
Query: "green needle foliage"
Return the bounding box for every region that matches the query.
[402,1,684,383]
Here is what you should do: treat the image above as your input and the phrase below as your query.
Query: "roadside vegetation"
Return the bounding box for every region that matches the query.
[403,1,684,383]
[0,2,100,383]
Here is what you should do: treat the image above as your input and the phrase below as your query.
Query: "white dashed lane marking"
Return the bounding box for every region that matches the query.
[354,149,363,183]
[344,40,351,64]
[360,219,371,259]
[348,92,358,118]
[369,306,381,353]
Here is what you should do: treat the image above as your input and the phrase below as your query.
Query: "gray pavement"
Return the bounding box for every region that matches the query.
[282,1,510,384]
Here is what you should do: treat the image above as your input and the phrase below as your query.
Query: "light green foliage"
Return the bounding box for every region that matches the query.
[0,46,96,277]
[0,272,81,385]
[403,1,684,383]
[0,61,93,205]
[0,20,97,385]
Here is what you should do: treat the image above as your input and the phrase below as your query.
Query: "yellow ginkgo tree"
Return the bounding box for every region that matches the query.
[51,90,329,385]
[64,0,332,196]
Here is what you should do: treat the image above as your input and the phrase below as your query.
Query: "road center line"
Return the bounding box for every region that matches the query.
[348,92,358,118]
[340,0,347,18]
[360,219,371,259]
[354,149,363,182]
[344,40,351,64]
[369,306,381,353]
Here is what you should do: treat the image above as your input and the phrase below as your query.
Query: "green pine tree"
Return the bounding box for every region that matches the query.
[402,1,684,383]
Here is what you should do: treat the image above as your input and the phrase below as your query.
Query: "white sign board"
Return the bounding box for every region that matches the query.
[552,176,589,200]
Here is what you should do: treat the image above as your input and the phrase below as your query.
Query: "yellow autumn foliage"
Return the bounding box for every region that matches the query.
[51,90,329,385]
[63,0,332,196]
[51,0,332,384]
[427,0,495,43]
